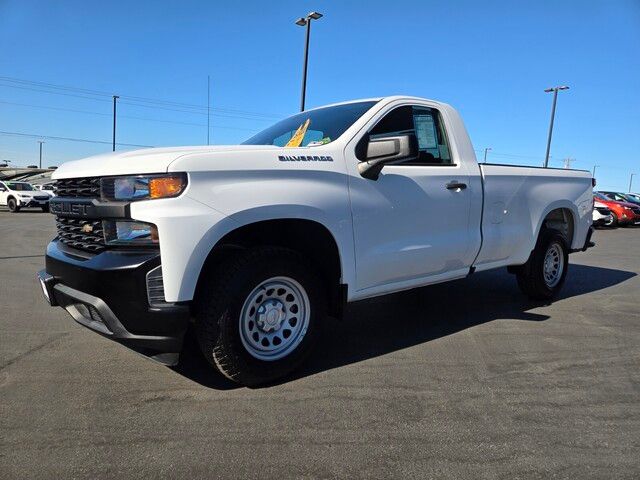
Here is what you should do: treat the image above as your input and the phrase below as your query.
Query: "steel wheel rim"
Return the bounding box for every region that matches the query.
[239,276,310,361]
[543,242,564,288]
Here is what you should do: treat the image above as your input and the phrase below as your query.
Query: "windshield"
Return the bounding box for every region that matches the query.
[243,101,378,147]
[7,182,34,191]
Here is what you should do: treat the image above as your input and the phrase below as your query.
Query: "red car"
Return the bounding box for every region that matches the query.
[594,193,640,226]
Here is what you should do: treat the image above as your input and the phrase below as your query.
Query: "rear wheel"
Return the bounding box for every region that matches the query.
[516,230,569,300]
[7,198,20,213]
[195,246,325,387]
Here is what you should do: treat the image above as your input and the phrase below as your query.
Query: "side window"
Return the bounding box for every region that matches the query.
[369,105,452,165]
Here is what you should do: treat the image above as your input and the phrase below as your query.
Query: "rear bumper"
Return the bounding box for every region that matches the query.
[38,240,191,365]
[570,225,595,253]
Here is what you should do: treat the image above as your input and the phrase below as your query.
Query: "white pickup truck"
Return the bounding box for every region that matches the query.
[38,96,594,386]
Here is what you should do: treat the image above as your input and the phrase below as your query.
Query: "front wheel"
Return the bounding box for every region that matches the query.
[7,198,20,213]
[604,212,618,228]
[195,246,326,387]
[516,230,569,300]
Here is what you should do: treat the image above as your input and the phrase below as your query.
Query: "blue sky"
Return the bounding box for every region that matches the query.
[1,0,638,191]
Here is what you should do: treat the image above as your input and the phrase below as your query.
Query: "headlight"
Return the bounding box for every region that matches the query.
[103,220,159,246]
[101,173,187,201]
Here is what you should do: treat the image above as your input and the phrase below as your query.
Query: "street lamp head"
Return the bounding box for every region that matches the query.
[295,17,307,26]
[545,85,570,93]
[308,11,323,20]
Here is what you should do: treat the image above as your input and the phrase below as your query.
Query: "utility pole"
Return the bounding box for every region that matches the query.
[207,75,211,145]
[592,165,600,177]
[296,11,323,112]
[483,147,492,163]
[630,173,636,192]
[112,95,119,152]
[543,86,570,168]
[562,157,575,169]
[37,140,44,169]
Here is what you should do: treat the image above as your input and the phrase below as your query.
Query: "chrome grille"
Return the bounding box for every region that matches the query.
[55,217,105,253]
[54,177,101,198]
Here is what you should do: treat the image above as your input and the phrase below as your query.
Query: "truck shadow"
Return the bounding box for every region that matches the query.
[172,263,635,389]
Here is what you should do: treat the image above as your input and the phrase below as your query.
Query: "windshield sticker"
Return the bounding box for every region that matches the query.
[285,119,311,148]
[307,136,331,146]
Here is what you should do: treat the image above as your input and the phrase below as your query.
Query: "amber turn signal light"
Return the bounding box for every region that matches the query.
[149,175,186,199]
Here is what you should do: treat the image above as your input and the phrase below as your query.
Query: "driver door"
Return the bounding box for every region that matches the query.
[345,103,478,297]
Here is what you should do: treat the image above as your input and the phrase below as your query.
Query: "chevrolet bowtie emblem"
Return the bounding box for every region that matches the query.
[81,224,94,233]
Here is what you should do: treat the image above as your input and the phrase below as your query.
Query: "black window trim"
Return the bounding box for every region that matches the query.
[356,103,458,167]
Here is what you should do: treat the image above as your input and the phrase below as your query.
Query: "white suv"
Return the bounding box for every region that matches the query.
[0,181,51,212]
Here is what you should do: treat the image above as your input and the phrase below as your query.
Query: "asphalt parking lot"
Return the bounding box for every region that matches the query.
[1,209,639,479]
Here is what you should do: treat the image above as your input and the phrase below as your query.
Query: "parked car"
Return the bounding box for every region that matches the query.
[598,191,640,207]
[0,181,51,212]
[34,183,56,197]
[594,192,640,226]
[37,95,595,386]
[626,193,640,203]
[593,201,614,228]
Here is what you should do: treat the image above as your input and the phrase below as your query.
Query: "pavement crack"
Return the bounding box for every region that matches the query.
[0,333,68,371]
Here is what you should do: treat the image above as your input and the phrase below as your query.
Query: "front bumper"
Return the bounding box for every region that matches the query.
[38,240,191,365]
[19,198,49,207]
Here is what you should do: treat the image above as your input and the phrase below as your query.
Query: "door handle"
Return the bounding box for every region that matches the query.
[446,181,467,190]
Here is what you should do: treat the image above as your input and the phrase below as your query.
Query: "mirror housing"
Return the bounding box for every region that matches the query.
[357,134,418,180]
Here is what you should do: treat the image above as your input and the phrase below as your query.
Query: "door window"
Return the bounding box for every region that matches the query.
[368,105,452,165]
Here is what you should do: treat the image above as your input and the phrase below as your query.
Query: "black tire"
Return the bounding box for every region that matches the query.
[516,230,569,300]
[604,212,618,228]
[41,204,50,213]
[195,246,326,387]
[7,198,20,213]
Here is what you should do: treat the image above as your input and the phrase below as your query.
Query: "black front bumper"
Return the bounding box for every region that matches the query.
[38,240,191,365]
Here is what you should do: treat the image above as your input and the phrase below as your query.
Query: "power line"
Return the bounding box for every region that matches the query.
[0,130,153,148]
[0,76,283,119]
[0,100,263,131]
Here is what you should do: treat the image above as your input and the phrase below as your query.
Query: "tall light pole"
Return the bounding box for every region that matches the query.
[112,95,119,152]
[543,85,569,168]
[592,165,600,177]
[37,140,44,169]
[296,11,323,112]
[207,75,211,145]
[630,173,636,193]
[483,147,492,163]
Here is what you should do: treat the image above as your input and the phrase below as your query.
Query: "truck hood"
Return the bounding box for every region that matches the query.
[52,145,278,179]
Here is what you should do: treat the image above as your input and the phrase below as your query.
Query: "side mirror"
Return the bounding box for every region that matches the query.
[357,134,418,180]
